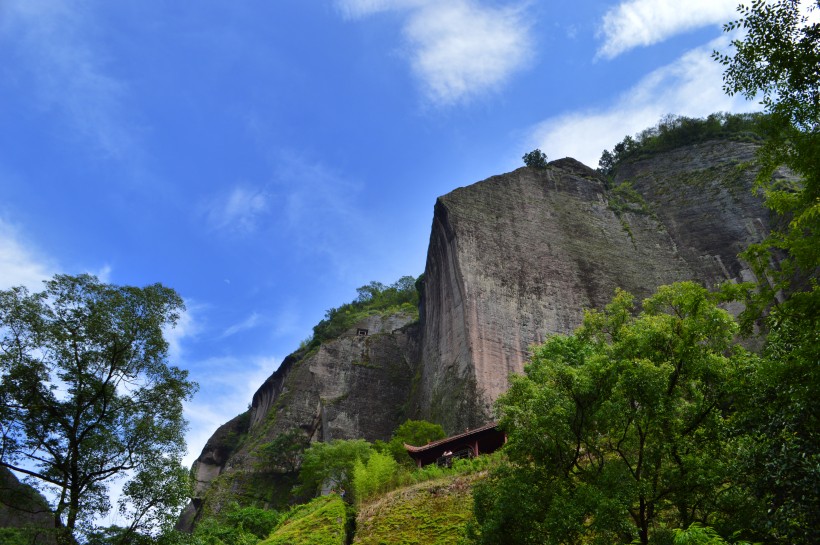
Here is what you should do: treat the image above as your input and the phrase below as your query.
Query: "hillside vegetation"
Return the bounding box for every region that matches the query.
[354,473,480,545]
[306,276,420,348]
[260,495,349,545]
[598,112,764,176]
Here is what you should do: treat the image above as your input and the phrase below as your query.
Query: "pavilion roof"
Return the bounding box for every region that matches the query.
[403,421,499,453]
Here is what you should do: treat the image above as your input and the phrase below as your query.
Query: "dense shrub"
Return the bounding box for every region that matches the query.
[598,112,765,175]
[522,149,549,169]
[378,419,447,467]
[295,439,374,498]
[307,276,419,347]
[353,451,399,502]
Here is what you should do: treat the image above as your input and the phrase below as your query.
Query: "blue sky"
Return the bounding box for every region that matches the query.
[0,0,762,469]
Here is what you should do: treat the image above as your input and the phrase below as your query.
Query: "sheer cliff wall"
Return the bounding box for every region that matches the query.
[177,312,421,529]
[182,139,781,525]
[417,141,775,431]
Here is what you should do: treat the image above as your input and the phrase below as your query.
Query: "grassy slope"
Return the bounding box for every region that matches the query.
[353,473,482,545]
[261,495,348,545]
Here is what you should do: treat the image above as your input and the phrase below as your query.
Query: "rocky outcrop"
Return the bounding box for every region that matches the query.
[179,312,421,528]
[0,467,56,543]
[615,141,775,284]
[417,141,775,432]
[185,138,784,523]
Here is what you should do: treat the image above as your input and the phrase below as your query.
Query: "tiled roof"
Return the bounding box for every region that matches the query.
[403,421,499,453]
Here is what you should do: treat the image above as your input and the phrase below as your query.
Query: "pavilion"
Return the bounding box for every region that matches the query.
[404,422,506,468]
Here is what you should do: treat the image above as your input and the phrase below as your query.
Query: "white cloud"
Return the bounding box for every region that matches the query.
[529,36,758,168]
[0,218,55,290]
[220,312,262,339]
[204,186,270,233]
[182,355,279,467]
[270,151,368,271]
[597,0,738,59]
[336,0,533,105]
[164,302,203,366]
[90,264,113,283]
[0,0,136,158]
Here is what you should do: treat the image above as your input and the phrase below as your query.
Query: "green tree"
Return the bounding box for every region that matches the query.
[258,429,309,474]
[714,2,819,542]
[522,149,549,169]
[382,419,446,467]
[309,275,419,347]
[295,439,373,498]
[352,451,398,503]
[713,0,819,319]
[471,283,755,545]
[0,274,197,544]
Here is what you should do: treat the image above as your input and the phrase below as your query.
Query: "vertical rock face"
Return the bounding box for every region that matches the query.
[0,467,56,543]
[180,312,421,528]
[417,141,775,432]
[184,139,784,522]
[616,141,773,284]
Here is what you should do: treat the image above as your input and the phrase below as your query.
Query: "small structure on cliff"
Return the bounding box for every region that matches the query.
[404,422,505,468]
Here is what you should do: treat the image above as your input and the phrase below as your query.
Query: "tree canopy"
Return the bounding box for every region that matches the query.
[522,149,549,169]
[379,419,446,467]
[471,283,756,545]
[597,112,764,176]
[308,276,419,348]
[0,274,197,544]
[714,3,819,542]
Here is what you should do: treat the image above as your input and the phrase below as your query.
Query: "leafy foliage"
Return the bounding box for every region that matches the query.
[714,0,820,133]
[522,149,549,169]
[380,419,446,467]
[353,451,399,503]
[154,503,281,545]
[307,276,419,348]
[713,2,819,542]
[598,113,764,175]
[257,429,309,474]
[260,495,348,545]
[295,439,374,498]
[672,523,748,545]
[0,274,196,543]
[471,283,755,545]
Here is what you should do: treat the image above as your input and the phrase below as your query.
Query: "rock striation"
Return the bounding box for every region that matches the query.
[0,467,56,543]
[183,139,783,525]
[179,312,421,528]
[417,140,776,431]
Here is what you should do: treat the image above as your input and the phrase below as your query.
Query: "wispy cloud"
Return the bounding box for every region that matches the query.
[204,186,270,234]
[528,37,757,168]
[182,355,279,467]
[163,302,203,366]
[220,312,262,339]
[336,0,533,105]
[159,305,279,467]
[269,151,369,272]
[597,0,737,59]
[0,218,55,290]
[0,0,136,158]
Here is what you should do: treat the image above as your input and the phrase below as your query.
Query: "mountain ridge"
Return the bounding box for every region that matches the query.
[180,138,786,528]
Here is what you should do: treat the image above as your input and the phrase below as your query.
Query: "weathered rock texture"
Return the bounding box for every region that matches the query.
[179,312,421,529]
[184,139,782,525]
[417,141,775,431]
[0,467,56,543]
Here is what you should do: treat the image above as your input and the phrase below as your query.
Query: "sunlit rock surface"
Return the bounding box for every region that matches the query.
[182,139,781,527]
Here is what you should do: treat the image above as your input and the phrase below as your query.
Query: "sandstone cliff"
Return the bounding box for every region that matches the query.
[417,140,775,431]
[0,467,56,543]
[179,312,421,528]
[183,139,780,524]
